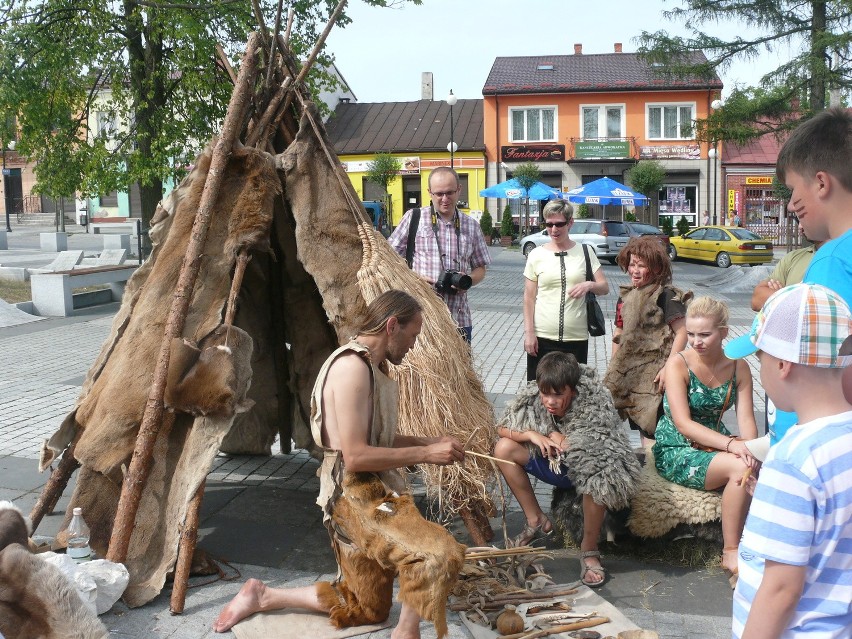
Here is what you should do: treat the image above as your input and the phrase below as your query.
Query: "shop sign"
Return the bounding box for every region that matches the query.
[501,145,565,162]
[745,176,773,185]
[573,140,630,159]
[728,189,736,211]
[639,144,700,160]
[341,160,371,173]
[399,156,420,174]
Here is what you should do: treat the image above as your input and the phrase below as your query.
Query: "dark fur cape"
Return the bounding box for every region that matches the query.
[500,366,640,510]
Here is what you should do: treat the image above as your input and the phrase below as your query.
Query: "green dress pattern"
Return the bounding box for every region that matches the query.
[652,364,736,489]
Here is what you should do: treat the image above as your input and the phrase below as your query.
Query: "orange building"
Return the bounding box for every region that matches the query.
[482,43,723,227]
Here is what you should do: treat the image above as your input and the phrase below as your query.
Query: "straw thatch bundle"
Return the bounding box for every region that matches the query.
[32,3,497,608]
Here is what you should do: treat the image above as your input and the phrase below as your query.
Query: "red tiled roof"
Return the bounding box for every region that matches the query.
[482,52,722,96]
[722,133,785,166]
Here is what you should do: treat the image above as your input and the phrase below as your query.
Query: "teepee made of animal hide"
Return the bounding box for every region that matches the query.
[31,18,496,610]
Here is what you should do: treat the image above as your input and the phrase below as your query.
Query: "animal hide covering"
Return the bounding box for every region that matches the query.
[500,367,640,511]
[603,284,692,435]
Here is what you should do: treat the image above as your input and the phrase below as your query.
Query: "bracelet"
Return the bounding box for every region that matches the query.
[725,436,736,453]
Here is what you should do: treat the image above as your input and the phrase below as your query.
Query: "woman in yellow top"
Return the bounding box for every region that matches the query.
[523,200,609,380]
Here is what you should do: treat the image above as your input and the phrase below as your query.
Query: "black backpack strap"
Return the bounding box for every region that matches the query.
[405,208,420,269]
[581,243,593,281]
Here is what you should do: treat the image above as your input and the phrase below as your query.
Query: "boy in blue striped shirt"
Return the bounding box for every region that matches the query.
[725,283,852,639]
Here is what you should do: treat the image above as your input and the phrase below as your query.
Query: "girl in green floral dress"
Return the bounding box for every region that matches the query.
[652,296,758,583]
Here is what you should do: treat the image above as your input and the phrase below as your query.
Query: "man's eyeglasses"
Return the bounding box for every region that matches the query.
[544,221,569,228]
[430,190,458,199]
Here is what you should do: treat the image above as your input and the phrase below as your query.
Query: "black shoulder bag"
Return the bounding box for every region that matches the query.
[405,208,421,268]
[582,244,607,337]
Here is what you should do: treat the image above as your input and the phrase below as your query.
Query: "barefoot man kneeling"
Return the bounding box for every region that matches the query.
[213,290,466,638]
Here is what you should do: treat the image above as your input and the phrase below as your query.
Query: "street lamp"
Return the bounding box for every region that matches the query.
[708,98,723,226]
[446,89,457,168]
[708,146,718,225]
[2,139,16,233]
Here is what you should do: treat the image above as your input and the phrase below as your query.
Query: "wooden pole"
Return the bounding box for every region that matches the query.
[29,442,80,531]
[169,479,204,614]
[106,33,263,565]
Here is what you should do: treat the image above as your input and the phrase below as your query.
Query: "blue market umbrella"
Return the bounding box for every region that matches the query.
[556,177,648,206]
[479,178,558,200]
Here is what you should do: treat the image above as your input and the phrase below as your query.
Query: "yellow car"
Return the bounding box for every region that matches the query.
[668,225,773,268]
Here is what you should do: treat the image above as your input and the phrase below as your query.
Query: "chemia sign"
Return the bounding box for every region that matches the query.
[574,140,631,159]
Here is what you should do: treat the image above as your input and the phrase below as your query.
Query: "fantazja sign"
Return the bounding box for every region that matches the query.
[501,145,565,162]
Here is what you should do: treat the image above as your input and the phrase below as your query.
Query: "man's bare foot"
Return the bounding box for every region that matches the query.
[213,578,266,633]
[390,627,421,639]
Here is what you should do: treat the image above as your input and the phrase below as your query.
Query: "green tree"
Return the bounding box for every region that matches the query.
[577,203,592,219]
[366,152,401,222]
[637,1,852,141]
[676,215,691,236]
[479,209,493,237]
[512,161,541,236]
[626,160,666,224]
[661,215,674,237]
[500,204,514,237]
[0,0,419,242]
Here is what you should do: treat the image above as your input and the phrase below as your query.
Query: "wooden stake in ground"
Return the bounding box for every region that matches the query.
[106,32,263,565]
[29,442,80,530]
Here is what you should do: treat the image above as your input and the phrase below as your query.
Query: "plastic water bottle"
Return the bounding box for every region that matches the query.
[66,507,92,562]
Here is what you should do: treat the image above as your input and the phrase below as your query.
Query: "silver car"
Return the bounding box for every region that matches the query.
[520,219,631,262]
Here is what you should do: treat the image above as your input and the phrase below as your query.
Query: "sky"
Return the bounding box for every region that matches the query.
[326,0,799,103]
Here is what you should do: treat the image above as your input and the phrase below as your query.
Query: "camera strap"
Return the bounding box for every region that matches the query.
[430,204,461,272]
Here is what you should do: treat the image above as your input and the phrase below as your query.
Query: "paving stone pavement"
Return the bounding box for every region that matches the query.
[0,230,773,638]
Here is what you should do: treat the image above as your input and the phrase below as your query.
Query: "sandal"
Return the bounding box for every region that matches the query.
[510,517,553,547]
[722,546,739,590]
[579,550,607,588]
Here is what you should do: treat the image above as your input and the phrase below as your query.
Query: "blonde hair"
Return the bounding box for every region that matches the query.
[686,296,729,328]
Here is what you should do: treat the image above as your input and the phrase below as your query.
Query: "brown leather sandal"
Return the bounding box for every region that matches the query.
[509,517,553,547]
[580,550,607,588]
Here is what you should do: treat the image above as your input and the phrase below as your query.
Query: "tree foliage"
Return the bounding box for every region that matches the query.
[0,0,419,229]
[637,1,852,142]
[500,204,513,237]
[512,162,541,191]
[627,160,666,223]
[479,209,493,236]
[366,152,401,194]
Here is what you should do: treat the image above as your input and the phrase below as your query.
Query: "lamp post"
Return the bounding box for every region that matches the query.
[709,99,723,225]
[708,146,718,226]
[446,89,458,168]
[2,139,16,233]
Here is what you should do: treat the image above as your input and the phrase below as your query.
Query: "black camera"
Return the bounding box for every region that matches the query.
[435,270,472,294]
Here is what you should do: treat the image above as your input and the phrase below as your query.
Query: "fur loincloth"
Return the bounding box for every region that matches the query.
[604,284,692,434]
[500,366,640,510]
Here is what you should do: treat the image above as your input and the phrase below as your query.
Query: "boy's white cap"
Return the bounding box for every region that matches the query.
[725,283,852,368]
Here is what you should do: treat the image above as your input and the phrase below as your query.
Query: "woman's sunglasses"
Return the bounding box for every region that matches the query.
[544,221,568,228]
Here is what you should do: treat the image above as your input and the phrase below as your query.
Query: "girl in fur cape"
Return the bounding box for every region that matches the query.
[604,236,692,438]
[494,353,640,587]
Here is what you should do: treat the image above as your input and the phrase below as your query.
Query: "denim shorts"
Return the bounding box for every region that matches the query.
[523,455,574,489]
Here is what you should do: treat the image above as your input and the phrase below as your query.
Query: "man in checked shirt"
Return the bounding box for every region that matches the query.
[388,167,491,343]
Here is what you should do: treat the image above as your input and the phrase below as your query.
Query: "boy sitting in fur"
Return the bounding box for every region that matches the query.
[493,352,640,587]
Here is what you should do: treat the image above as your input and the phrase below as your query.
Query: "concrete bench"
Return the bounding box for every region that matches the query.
[30,265,137,317]
[90,219,141,235]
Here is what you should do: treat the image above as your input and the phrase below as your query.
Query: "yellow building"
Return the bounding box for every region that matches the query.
[327,99,486,227]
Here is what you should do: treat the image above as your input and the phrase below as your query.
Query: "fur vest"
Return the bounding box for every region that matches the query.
[500,366,640,510]
[603,284,692,434]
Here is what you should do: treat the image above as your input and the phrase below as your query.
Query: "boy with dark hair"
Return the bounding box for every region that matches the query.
[725,283,852,638]
[493,352,640,587]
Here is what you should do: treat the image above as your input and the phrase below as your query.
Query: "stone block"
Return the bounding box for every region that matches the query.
[103,234,131,251]
[39,232,68,252]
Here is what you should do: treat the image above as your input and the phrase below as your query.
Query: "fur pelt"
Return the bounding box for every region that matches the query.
[603,284,692,435]
[500,366,640,510]
[0,543,108,639]
[318,473,465,639]
[0,501,29,551]
[627,445,721,538]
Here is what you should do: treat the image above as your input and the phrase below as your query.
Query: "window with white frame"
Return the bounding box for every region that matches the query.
[581,105,624,139]
[510,106,556,142]
[647,103,695,140]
